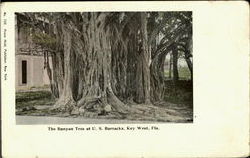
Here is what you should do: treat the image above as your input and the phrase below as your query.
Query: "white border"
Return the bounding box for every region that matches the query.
[1,1,249,157]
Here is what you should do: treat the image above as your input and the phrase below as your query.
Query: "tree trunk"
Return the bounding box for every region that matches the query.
[172,47,179,84]
[52,13,130,115]
[53,23,76,111]
[150,51,169,102]
[19,12,193,117]
[185,50,193,81]
[185,57,193,81]
[126,34,137,103]
[169,53,172,79]
[139,12,151,104]
[43,51,57,98]
[119,13,151,104]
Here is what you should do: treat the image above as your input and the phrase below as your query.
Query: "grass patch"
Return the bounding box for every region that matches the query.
[178,66,191,79]
[164,80,193,106]
[16,91,55,110]
[164,66,191,80]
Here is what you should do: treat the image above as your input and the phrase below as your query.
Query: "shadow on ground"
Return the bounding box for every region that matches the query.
[16,80,193,123]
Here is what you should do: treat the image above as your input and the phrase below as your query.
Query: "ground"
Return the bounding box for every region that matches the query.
[16,80,193,124]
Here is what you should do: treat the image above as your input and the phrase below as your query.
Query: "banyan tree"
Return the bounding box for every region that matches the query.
[16,12,192,115]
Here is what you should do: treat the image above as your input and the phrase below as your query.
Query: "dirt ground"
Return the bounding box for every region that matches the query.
[16,81,193,123]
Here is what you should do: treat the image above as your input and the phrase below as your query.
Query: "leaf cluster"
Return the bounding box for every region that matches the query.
[32,32,56,50]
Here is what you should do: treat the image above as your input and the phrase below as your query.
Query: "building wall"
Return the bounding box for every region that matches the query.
[15,55,51,91]
[15,14,52,91]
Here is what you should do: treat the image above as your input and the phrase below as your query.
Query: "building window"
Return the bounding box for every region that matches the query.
[22,60,27,84]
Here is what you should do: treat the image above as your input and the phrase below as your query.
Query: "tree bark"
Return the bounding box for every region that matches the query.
[150,50,169,102]
[53,22,76,111]
[169,53,172,79]
[172,47,179,84]
[185,55,193,81]
[139,12,151,104]
[19,12,193,116]
[51,13,130,114]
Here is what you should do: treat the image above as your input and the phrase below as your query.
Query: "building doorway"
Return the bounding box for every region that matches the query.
[22,60,27,84]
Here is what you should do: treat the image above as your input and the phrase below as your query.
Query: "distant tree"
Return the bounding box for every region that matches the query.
[150,12,192,100]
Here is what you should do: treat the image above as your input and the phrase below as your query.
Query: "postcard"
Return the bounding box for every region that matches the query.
[1,1,249,158]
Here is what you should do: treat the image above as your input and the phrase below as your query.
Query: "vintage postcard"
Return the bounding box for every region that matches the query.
[1,1,249,158]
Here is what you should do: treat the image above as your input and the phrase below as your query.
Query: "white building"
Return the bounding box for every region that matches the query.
[15,13,51,91]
